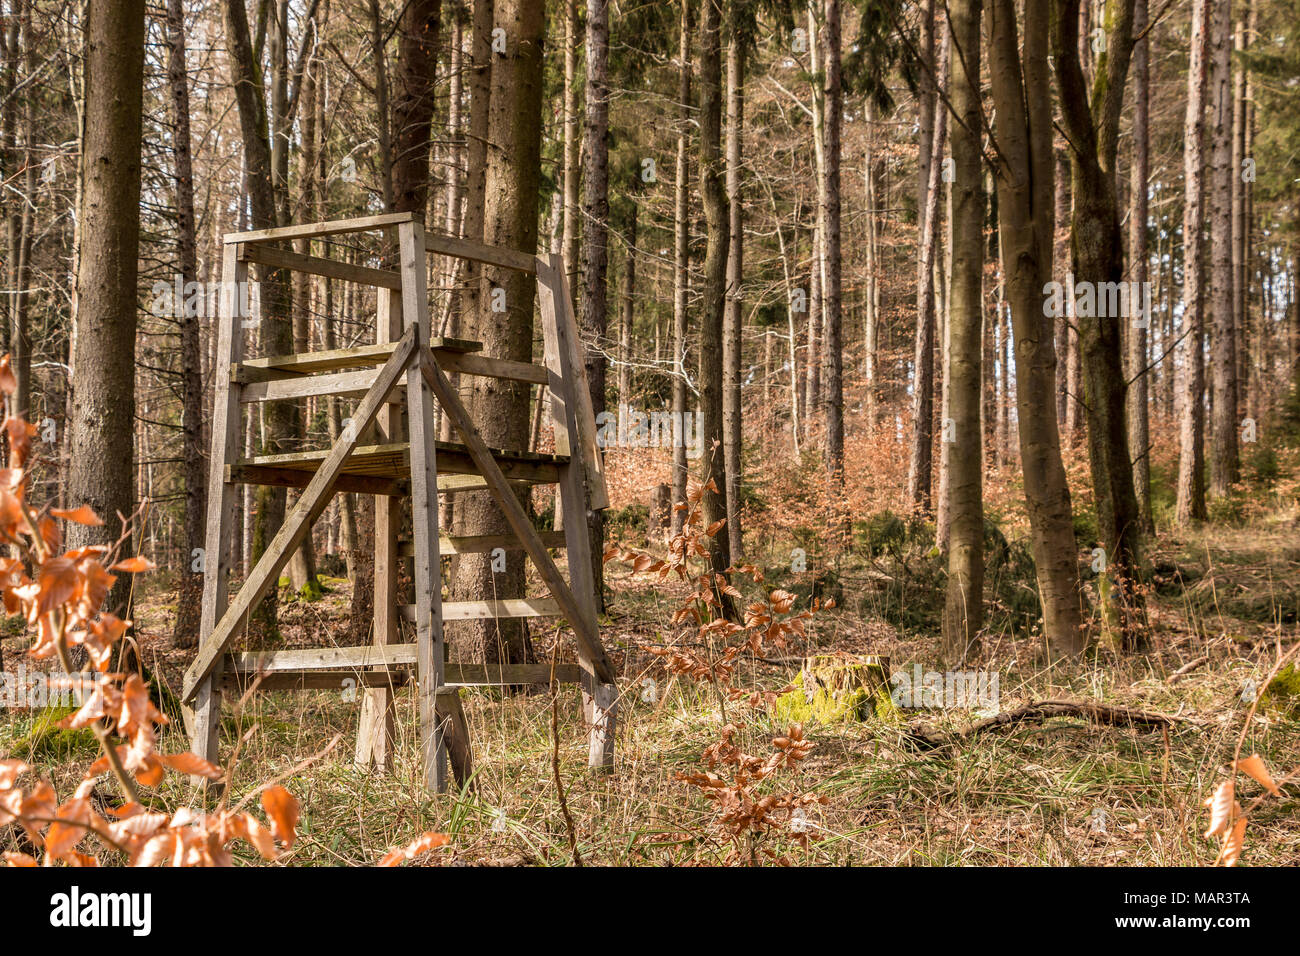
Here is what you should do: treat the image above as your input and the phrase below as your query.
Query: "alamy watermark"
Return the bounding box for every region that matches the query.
[595,404,703,459]
[1043,274,1153,328]
[890,664,1000,715]
[1,665,104,709]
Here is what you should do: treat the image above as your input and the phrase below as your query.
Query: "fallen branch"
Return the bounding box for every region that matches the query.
[1168,655,1211,683]
[905,698,1182,750]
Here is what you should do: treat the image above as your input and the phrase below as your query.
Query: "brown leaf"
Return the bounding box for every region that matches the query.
[262,785,299,849]
[1235,754,1282,796]
[1203,780,1235,839]
[377,831,451,867]
[50,505,103,526]
[111,556,155,573]
[159,752,224,781]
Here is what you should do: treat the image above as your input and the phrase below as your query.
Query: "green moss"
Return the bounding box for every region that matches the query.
[1261,663,1300,718]
[298,577,324,602]
[773,656,897,726]
[9,707,98,760]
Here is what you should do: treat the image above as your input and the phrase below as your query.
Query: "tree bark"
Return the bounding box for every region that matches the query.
[580,0,610,610]
[1127,0,1154,535]
[821,0,844,489]
[67,0,146,616]
[1177,0,1210,525]
[1208,0,1238,496]
[723,4,745,562]
[988,0,1086,658]
[670,0,692,535]
[942,0,983,663]
[698,0,731,581]
[166,0,206,647]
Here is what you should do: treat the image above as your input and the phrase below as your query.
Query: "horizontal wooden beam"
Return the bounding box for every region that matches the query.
[240,367,402,403]
[241,243,401,290]
[400,598,561,621]
[226,464,409,497]
[224,646,582,687]
[434,350,550,386]
[397,530,566,557]
[424,231,537,274]
[236,337,481,381]
[225,212,418,244]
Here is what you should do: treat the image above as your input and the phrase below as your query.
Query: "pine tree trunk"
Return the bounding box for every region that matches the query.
[1208,0,1239,496]
[449,0,544,665]
[67,0,146,616]
[670,1,692,535]
[1178,0,1210,525]
[1127,0,1155,535]
[821,0,844,488]
[166,0,206,647]
[942,0,984,663]
[580,0,610,611]
[723,12,745,561]
[698,0,731,581]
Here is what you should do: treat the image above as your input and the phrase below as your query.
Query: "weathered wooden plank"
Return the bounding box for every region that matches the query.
[182,328,418,702]
[396,530,566,557]
[424,230,537,274]
[236,441,565,483]
[399,598,561,621]
[543,252,609,510]
[435,688,474,791]
[400,219,448,794]
[236,337,480,379]
[418,349,616,685]
[225,211,418,244]
[224,650,582,686]
[355,287,403,772]
[185,243,245,784]
[241,242,402,290]
[433,350,550,386]
[225,464,407,497]
[240,367,402,403]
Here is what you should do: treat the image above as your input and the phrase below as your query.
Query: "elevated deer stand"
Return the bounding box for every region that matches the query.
[180,213,617,793]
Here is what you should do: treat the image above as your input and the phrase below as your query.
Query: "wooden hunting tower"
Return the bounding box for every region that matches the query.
[180,212,617,793]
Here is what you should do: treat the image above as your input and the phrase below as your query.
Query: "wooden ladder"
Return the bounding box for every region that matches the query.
[180,212,617,793]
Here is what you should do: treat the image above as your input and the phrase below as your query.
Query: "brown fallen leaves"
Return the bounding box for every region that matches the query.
[1203,752,1297,867]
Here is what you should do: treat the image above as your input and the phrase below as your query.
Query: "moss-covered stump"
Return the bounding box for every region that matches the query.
[773,654,895,725]
[1261,663,1300,718]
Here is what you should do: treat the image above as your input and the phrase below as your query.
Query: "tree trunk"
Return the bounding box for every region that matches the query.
[1178,0,1210,525]
[821,0,844,489]
[580,0,610,611]
[988,0,1085,658]
[942,0,983,663]
[1053,0,1145,649]
[1127,0,1154,535]
[67,0,146,616]
[449,0,544,666]
[1208,0,1238,497]
[562,0,581,303]
[166,0,206,647]
[906,21,947,515]
[698,0,731,581]
[618,203,637,403]
[723,6,745,562]
[670,0,691,535]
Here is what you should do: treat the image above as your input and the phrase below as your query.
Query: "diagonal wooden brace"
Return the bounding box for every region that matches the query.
[182,328,419,702]
[418,348,616,686]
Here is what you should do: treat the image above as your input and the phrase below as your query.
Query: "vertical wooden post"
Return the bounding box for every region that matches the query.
[185,243,246,787]
[538,253,617,771]
[354,285,402,770]
[399,220,448,793]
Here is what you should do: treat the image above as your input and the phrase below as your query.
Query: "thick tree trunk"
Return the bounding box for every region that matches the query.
[698,0,731,580]
[449,0,544,665]
[988,0,1085,659]
[1178,0,1210,525]
[67,0,146,615]
[942,0,983,663]
[1208,0,1238,496]
[562,0,581,301]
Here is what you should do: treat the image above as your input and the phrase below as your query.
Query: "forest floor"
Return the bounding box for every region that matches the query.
[3,453,1300,866]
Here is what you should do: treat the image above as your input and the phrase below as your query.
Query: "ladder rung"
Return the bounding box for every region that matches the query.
[224,647,583,687]
[397,531,566,557]
[400,598,562,621]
